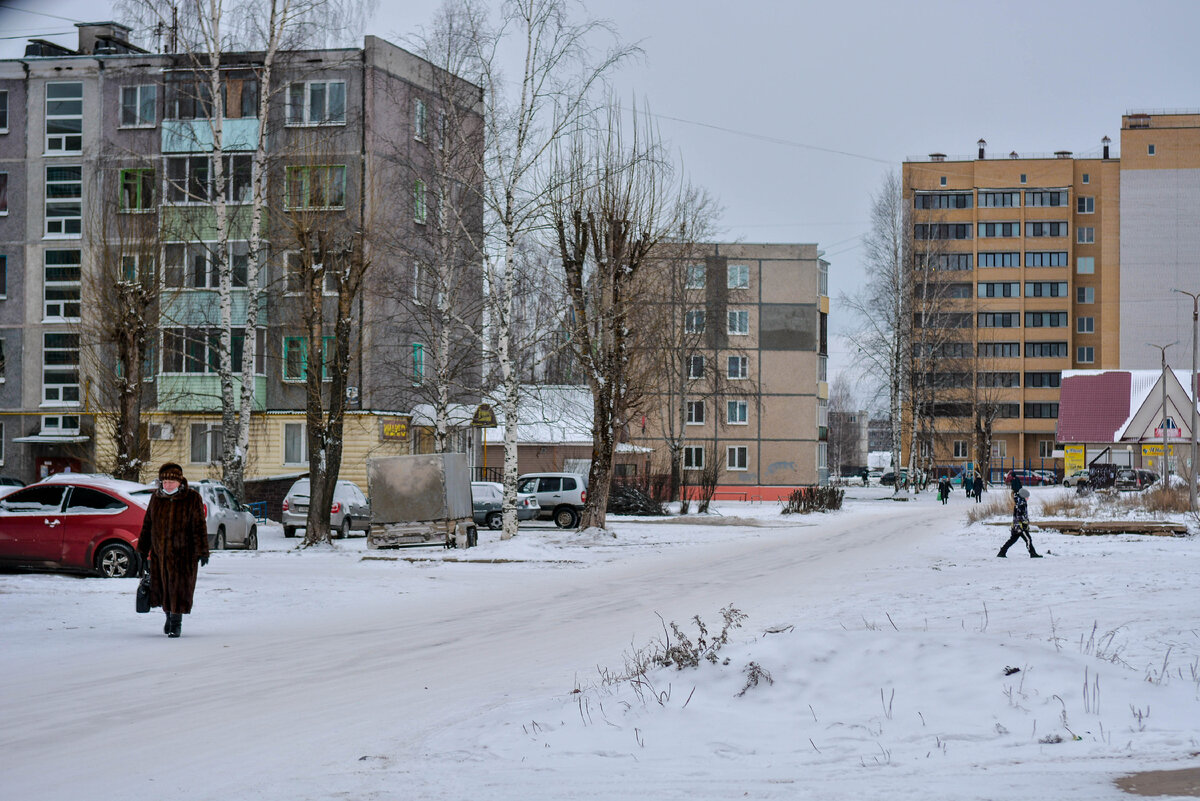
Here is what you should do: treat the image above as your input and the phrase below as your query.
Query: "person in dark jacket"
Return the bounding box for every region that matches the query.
[997,479,1041,558]
[938,477,950,504]
[973,474,984,502]
[137,463,209,637]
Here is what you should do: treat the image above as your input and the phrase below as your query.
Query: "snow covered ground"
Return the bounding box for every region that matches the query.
[1,485,1198,800]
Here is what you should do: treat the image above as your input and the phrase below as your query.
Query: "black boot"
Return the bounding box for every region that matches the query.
[996,550,1008,558]
[1029,550,1043,558]
[163,611,172,635]
[168,613,182,638]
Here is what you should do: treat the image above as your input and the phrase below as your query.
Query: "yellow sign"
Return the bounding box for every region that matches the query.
[1064,444,1085,474]
[471,404,497,428]
[381,417,410,441]
[1141,444,1175,457]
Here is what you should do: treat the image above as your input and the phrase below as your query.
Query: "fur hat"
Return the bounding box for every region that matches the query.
[158,462,185,483]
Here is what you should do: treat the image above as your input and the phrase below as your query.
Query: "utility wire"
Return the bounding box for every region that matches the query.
[1,6,85,24]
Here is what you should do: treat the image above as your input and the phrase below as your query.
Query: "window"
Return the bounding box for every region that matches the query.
[414,98,427,141]
[1019,174,1027,184]
[1025,311,1069,328]
[939,176,946,187]
[0,90,7,132]
[727,446,748,471]
[119,168,155,211]
[687,354,704,379]
[977,372,1019,388]
[284,422,307,465]
[44,249,81,320]
[914,192,971,209]
[728,355,748,380]
[1025,341,1068,358]
[1025,372,1061,388]
[1077,196,1094,214]
[284,252,337,294]
[46,82,83,153]
[917,253,973,270]
[686,401,705,424]
[1082,173,1089,184]
[727,400,748,424]
[1025,190,1068,207]
[685,264,705,289]
[979,342,1020,358]
[1026,251,1068,267]
[282,336,335,382]
[1077,227,1095,244]
[978,221,1020,238]
[166,154,251,204]
[43,332,80,405]
[165,242,250,289]
[1077,316,1094,333]
[917,311,972,329]
[728,310,749,335]
[412,342,424,385]
[978,312,1020,328]
[0,172,6,215]
[120,85,157,127]
[728,263,749,289]
[1025,281,1068,298]
[414,179,427,224]
[162,327,264,374]
[1077,346,1095,363]
[953,440,968,458]
[685,309,705,334]
[914,223,971,240]
[1025,221,1068,237]
[190,423,223,464]
[978,282,1019,298]
[1077,256,1095,274]
[977,252,1019,268]
[46,165,82,236]
[120,253,149,282]
[819,354,828,381]
[0,338,5,382]
[284,165,345,209]
[978,191,1020,208]
[287,80,346,125]
[992,440,1007,459]
[1025,403,1059,419]
[0,255,6,296]
[1077,286,1094,304]
[1148,144,1155,156]
[683,445,704,470]
[1038,440,1055,459]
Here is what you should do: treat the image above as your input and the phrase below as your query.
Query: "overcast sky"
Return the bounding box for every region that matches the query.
[4,0,1199,400]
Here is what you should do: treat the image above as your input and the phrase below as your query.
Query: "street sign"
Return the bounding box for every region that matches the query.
[471,404,497,428]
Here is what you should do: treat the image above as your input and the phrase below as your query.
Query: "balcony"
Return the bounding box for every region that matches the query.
[162,118,259,153]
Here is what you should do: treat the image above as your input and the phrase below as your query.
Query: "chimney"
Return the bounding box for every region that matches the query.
[1102,135,1111,159]
[75,21,134,55]
[977,139,986,159]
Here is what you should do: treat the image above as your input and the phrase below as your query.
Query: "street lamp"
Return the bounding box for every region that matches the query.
[1148,342,1176,489]
[1173,288,1199,511]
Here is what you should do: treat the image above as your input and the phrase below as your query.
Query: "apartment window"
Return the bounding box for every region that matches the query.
[0,338,5,382]
[1077,346,1095,363]
[287,80,346,125]
[190,423,223,464]
[728,310,749,335]
[939,176,947,186]
[918,253,973,271]
[1039,440,1055,459]
[914,223,971,240]
[1077,286,1095,304]
[44,249,81,320]
[728,263,750,289]
[683,445,704,470]
[686,400,705,424]
[1025,190,1068,207]
[978,312,1020,328]
[120,85,157,127]
[1019,174,1027,184]
[0,172,6,215]
[727,400,748,425]
[1025,281,1068,298]
[412,342,424,385]
[728,355,748,379]
[685,309,705,334]
[282,336,334,382]
[685,264,705,289]
[976,252,1017,269]
[978,372,1020,388]
[1077,316,1095,334]
[1025,311,1069,328]
[0,255,6,297]
[819,260,829,296]
[1077,227,1095,244]
[414,98,428,141]
[120,168,155,211]
[163,327,264,374]
[1026,251,1068,267]
[979,342,1020,358]
[1025,403,1059,419]
[978,191,1020,208]
[727,446,748,471]
[284,164,345,210]
[414,179,427,224]
[687,354,704,379]
[46,82,83,153]
[1076,196,1094,214]
[978,221,1020,238]
[284,252,337,294]
[1026,341,1069,358]
[0,90,7,132]
[1025,372,1062,388]
[1082,173,1089,184]
[42,332,80,405]
[819,354,828,381]
[1148,144,1155,156]
[1026,221,1068,238]
[914,192,971,209]
[1077,256,1095,274]
[120,253,149,282]
[953,440,968,459]
[992,440,1007,459]
[978,282,1019,298]
[166,154,251,204]
[165,242,249,289]
[283,422,307,465]
[42,414,80,435]
[45,165,82,236]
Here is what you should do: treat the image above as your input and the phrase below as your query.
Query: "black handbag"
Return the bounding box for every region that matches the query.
[136,573,151,614]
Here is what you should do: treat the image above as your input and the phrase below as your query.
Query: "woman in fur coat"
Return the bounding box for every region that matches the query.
[137,463,209,637]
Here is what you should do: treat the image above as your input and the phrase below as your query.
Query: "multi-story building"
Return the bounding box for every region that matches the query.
[632,243,830,497]
[0,22,483,488]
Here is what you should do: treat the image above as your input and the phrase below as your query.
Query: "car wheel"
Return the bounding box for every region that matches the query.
[283,526,296,538]
[246,526,258,550]
[554,507,579,529]
[96,542,137,578]
[217,527,226,550]
[486,511,503,530]
[337,518,351,539]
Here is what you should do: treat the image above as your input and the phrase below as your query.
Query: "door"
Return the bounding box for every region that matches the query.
[535,477,562,508]
[220,488,248,545]
[0,485,68,561]
[61,486,130,567]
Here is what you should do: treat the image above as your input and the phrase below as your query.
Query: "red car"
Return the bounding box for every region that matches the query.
[1003,469,1045,486]
[0,474,150,578]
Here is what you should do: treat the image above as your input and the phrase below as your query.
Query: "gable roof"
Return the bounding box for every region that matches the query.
[1058,369,1199,443]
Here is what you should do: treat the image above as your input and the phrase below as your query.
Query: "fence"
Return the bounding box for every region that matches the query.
[927,458,1064,485]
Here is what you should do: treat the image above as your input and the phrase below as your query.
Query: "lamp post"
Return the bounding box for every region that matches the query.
[1173,288,1199,511]
[1149,342,1176,489]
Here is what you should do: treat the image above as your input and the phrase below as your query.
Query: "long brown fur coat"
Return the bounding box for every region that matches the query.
[136,480,209,614]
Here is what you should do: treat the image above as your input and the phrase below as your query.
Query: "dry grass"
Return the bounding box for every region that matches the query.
[966,493,1012,524]
[1036,493,1089,517]
[1118,486,1191,514]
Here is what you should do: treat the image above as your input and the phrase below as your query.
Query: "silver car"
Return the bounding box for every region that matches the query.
[282,479,371,538]
[471,481,540,530]
[193,480,258,550]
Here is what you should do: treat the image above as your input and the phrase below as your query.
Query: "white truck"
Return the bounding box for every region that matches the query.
[366,453,477,548]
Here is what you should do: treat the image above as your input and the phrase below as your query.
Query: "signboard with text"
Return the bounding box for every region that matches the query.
[380,417,410,441]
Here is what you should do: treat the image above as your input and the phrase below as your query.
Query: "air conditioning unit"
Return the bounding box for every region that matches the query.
[149,423,174,441]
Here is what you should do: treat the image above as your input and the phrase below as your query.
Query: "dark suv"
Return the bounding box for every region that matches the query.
[1115,468,1159,491]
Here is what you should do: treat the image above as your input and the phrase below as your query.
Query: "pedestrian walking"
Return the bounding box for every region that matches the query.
[136,463,209,637]
[938,477,950,504]
[973,474,984,503]
[997,479,1041,558]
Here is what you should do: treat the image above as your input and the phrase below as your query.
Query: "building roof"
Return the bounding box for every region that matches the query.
[1058,370,1199,443]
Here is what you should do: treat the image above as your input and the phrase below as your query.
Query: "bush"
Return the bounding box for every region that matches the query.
[607,482,667,515]
[781,485,844,514]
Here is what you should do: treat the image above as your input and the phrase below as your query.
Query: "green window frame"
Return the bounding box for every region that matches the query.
[414,179,427,224]
[412,342,425,384]
[285,165,346,210]
[283,336,335,381]
[119,168,155,211]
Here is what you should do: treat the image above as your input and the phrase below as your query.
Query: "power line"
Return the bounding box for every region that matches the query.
[1,5,85,24]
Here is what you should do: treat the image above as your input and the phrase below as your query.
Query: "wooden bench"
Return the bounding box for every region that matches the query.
[1031,519,1188,537]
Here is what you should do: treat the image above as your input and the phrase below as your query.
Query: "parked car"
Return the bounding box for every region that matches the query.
[1115,468,1160,491]
[516,472,588,528]
[1004,469,1046,486]
[1033,469,1059,485]
[470,482,540,530]
[1061,469,1091,488]
[282,479,371,538]
[880,469,924,487]
[0,474,150,578]
[0,476,26,500]
[195,480,258,550]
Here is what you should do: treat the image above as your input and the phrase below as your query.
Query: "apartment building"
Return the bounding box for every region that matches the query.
[0,23,483,488]
[632,243,830,497]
